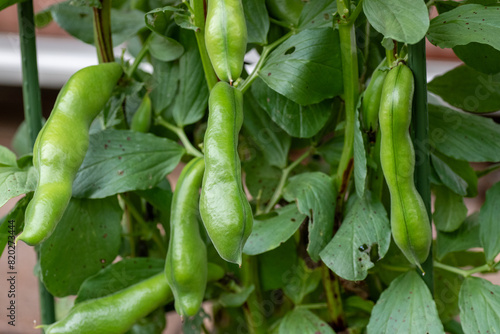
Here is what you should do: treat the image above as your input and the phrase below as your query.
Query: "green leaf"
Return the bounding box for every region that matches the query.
[75,258,165,303]
[431,151,478,198]
[148,32,184,62]
[243,91,291,168]
[297,0,337,31]
[0,161,36,208]
[243,0,269,45]
[428,4,500,51]
[279,308,335,334]
[0,146,17,167]
[282,258,322,305]
[127,307,167,334]
[479,181,500,263]
[428,65,500,113]
[72,129,184,198]
[353,105,367,198]
[219,285,255,308]
[428,104,500,162]
[243,205,306,256]
[144,6,180,36]
[258,239,297,291]
[182,308,210,334]
[430,153,468,196]
[50,1,145,46]
[252,78,332,138]
[363,0,429,44]
[0,0,23,11]
[436,212,481,261]
[283,172,336,262]
[0,194,31,258]
[459,277,500,333]
[453,42,500,75]
[367,271,445,334]
[135,178,172,215]
[244,156,281,204]
[320,192,391,281]
[40,197,122,297]
[149,58,179,115]
[434,268,463,323]
[259,28,343,106]
[433,185,468,232]
[316,135,343,167]
[171,29,209,127]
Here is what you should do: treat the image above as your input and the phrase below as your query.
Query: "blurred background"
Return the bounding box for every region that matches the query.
[0,1,499,333]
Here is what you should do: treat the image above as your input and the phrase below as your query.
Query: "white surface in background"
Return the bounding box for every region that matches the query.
[0,33,462,88]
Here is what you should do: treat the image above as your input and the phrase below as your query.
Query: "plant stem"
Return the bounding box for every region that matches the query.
[296,303,328,310]
[18,1,56,329]
[121,195,167,257]
[191,0,218,90]
[321,263,345,330]
[335,0,359,197]
[93,0,114,63]
[126,34,152,77]
[348,0,364,24]
[239,31,294,94]
[155,117,204,158]
[434,262,493,278]
[476,162,500,178]
[269,17,292,29]
[409,39,433,293]
[241,254,267,334]
[264,147,314,214]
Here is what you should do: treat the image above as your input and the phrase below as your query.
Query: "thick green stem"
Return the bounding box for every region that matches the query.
[321,263,345,330]
[155,117,204,158]
[408,40,433,293]
[191,0,218,90]
[239,31,294,94]
[264,148,314,214]
[126,34,152,77]
[18,1,55,330]
[93,0,114,64]
[433,262,493,278]
[241,254,267,334]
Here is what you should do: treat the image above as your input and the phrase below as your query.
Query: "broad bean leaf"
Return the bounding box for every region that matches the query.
[258,239,297,291]
[353,104,367,198]
[243,205,306,256]
[282,258,322,305]
[0,152,36,207]
[432,185,468,232]
[75,258,165,303]
[72,129,184,198]
[297,0,336,31]
[434,267,463,323]
[144,5,180,36]
[459,277,500,333]
[182,308,210,334]
[171,29,209,126]
[128,308,167,334]
[243,91,291,168]
[244,156,281,204]
[428,4,500,51]
[150,57,179,115]
[363,0,429,44]
[479,181,500,263]
[430,153,468,196]
[316,135,343,167]
[436,212,481,261]
[428,65,500,113]
[50,1,145,46]
[259,28,343,106]
[135,178,172,215]
[431,151,478,198]
[252,78,332,138]
[219,285,255,308]
[283,172,336,262]
[0,0,24,11]
[278,309,335,334]
[367,271,445,334]
[0,194,31,258]
[243,0,268,45]
[320,192,390,281]
[453,42,500,74]
[148,32,184,62]
[428,104,500,162]
[40,197,122,297]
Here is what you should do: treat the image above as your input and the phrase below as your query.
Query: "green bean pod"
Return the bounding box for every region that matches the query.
[165,157,207,317]
[362,60,388,133]
[43,273,172,334]
[17,63,123,246]
[130,93,152,133]
[378,64,432,269]
[200,81,253,265]
[205,0,247,83]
